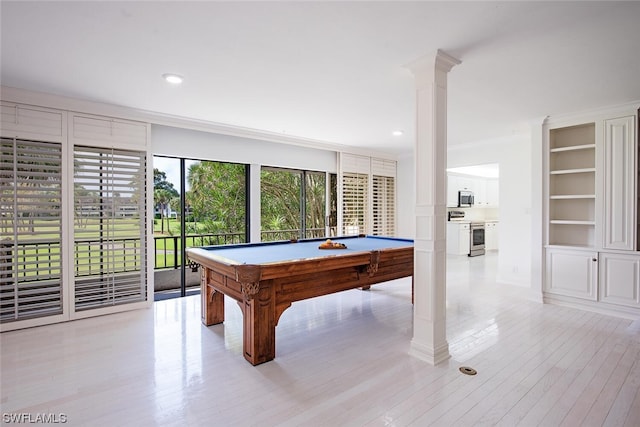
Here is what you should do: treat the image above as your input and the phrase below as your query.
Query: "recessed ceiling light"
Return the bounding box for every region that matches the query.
[392,130,404,136]
[162,73,184,84]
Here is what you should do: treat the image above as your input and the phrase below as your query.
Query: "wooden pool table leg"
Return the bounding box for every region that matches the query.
[240,284,276,365]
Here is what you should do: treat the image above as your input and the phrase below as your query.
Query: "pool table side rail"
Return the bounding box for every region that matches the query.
[186,246,411,279]
[270,248,414,304]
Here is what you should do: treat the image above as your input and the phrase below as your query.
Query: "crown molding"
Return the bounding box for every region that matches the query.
[544,100,640,128]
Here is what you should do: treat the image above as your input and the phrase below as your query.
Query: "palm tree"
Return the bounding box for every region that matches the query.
[154,188,173,234]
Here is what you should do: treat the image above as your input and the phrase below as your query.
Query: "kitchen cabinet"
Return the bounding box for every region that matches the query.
[447,174,474,207]
[485,221,499,250]
[447,174,498,208]
[456,176,474,193]
[486,179,499,207]
[473,179,487,206]
[447,175,459,207]
[446,222,470,255]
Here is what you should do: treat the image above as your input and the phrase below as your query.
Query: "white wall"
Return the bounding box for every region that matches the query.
[152,124,338,173]
[397,134,533,287]
[396,151,415,239]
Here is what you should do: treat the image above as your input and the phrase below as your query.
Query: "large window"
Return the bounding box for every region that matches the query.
[187,160,247,243]
[261,168,301,241]
[0,138,63,322]
[261,167,336,241]
[305,171,329,238]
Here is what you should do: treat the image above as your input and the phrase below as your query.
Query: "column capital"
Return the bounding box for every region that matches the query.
[405,49,461,79]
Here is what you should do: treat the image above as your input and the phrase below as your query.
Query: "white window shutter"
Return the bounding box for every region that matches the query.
[73,146,148,311]
[339,154,396,237]
[372,158,396,236]
[0,138,64,323]
[341,171,369,235]
[0,103,64,143]
[71,114,148,150]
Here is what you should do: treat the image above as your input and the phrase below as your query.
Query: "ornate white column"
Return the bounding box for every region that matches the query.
[406,50,460,365]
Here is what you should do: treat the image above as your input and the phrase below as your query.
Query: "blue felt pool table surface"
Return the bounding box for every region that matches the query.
[194,235,413,265]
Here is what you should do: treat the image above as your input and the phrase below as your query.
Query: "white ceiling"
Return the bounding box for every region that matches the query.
[2,1,640,155]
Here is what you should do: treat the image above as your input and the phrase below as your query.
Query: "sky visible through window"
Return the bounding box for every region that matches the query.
[153,156,198,192]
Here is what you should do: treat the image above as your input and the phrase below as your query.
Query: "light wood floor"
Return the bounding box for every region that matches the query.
[1,252,639,426]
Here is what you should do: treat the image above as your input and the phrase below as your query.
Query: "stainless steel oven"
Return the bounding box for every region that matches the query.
[469,222,485,256]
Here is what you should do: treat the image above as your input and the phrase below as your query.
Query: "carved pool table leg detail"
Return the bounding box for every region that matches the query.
[367,250,381,276]
[240,283,276,365]
[357,250,380,290]
[235,264,262,300]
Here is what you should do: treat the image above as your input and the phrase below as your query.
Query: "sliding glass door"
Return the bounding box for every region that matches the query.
[153,155,247,299]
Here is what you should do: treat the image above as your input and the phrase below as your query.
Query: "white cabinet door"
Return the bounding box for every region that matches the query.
[447,175,459,207]
[603,116,636,251]
[446,222,458,254]
[545,248,598,300]
[486,179,499,207]
[473,178,488,206]
[458,223,470,255]
[457,176,474,193]
[485,222,499,250]
[599,252,640,308]
[446,222,470,255]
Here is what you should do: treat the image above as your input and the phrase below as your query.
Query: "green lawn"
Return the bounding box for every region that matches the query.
[5,217,243,277]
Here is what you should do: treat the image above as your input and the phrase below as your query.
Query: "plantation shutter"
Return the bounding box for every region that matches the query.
[0,138,63,323]
[372,159,396,236]
[342,172,369,235]
[340,154,397,237]
[340,154,370,235]
[73,146,147,310]
[0,102,64,143]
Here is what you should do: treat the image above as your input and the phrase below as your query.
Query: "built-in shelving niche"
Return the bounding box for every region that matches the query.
[548,123,596,248]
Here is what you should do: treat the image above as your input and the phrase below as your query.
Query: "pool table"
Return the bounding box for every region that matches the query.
[186,235,414,365]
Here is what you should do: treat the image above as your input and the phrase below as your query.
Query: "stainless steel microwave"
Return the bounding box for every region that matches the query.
[458,190,474,207]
